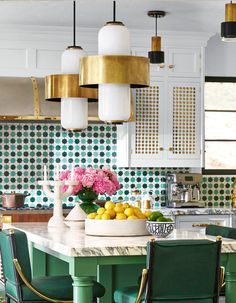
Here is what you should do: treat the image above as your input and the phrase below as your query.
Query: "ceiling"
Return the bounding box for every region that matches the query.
[0,0,227,34]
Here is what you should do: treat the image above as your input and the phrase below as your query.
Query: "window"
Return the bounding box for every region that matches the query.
[204,77,236,174]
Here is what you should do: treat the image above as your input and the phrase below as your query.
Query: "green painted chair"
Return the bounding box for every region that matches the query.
[0,229,105,303]
[206,224,236,297]
[114,239,222,303]
[206,224,236,239]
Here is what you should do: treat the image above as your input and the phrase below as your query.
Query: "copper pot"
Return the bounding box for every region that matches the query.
[1,192,30,208]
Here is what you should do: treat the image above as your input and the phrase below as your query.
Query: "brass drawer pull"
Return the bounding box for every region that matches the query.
[159,64,165,69]
[169,64,174,69]
[192,223,209,228]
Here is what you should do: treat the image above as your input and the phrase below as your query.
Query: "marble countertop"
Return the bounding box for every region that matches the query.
[159,207,236,216]
[7,222,236,257]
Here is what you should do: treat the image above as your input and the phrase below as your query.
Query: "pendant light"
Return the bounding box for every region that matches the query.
[148,10,165,64]
[79,1,149,123]
[221,1,236,41]
[45,1,97,131]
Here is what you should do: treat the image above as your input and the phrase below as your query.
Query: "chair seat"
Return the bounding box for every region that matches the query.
[21,275,105,301]
[114,286,214,303]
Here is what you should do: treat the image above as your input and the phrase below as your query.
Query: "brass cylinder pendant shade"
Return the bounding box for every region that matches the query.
[45,74,98,102]
[221,2,236,41]
[148,36,165,64]
[147,10,165,64]
[79,55,150,88]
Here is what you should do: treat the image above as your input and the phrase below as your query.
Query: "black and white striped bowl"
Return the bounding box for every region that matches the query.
[146,221,175,238]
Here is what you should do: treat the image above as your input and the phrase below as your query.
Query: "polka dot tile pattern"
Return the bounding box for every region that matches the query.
[0,123,232,208]
[201,176,234,208]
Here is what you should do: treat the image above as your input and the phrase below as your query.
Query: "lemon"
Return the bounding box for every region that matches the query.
[133,208,142,216]
[101,213,111,220]
[97,207,106,215]
[115,213,127,220]
[95,214,102,220]
[116,202,123,207]
[137,213,146,219]
[105,201,115,210]
[114,205,125,213]
[105,209,116,219]
[87,212,97,219]
[144,211,152,218]
[122,202,130,209]
[124,207,134,217]
[127,215,138,220]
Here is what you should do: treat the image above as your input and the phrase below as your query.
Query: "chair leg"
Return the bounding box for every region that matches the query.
[5,295,10,303]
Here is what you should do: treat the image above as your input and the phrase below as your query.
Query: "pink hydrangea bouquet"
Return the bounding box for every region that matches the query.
[59,167,120,214]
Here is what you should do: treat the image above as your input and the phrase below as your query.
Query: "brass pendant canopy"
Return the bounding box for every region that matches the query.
[148,10,165,64]
[79,55,150,88]
[221,2,236,41]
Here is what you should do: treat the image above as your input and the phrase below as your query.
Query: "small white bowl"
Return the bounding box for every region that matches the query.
[146,221,175,238]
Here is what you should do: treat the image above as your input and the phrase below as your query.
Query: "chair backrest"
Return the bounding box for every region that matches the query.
[206,225,236,239]
[0,229,32,300]
[145,239,221,302]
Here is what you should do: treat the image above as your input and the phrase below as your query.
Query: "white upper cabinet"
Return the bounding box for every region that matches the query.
[117,79,201,168]
[117,33,209,168]
[167,48,201,77]
[144,47,201,78]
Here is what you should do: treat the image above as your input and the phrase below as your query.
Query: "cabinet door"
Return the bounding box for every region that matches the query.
[167,48,201,77]
[175,215,231,232]
[130,82,165,167]
[165,81,202,167]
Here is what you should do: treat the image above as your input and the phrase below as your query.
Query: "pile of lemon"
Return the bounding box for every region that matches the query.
[87,201,151,220]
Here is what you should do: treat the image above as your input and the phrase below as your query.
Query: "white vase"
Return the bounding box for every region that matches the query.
[64,203,86,230]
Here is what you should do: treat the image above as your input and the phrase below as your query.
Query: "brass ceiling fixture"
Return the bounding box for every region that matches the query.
[221,1,236,41]
[45,1,97,131]
[79,1,149,124]
[148,10,165,64]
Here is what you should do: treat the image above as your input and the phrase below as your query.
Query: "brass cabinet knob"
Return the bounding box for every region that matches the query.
[159,64,165,69]
[168,64,174,69]
[159,147,164,151]
[169,147,173,151]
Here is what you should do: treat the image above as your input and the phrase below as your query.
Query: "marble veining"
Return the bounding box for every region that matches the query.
[160,207,236,216]
[7,222,236,257]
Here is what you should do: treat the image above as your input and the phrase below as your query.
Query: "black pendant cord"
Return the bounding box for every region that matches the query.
[113,1,116,22]
[73,0,76,47]
[155,15,157,37]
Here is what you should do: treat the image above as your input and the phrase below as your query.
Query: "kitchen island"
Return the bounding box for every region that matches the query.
[7,222,236,303]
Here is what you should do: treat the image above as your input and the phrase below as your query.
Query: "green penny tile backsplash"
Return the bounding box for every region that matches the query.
[0,122,233,208]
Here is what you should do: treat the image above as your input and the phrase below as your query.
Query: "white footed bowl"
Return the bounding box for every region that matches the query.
[64,220,85,230]
[85,219,149,236]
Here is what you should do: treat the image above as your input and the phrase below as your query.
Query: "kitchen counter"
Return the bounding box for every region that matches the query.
[159,207,236,216]
[0,208,71,214]
[9,222,236,256]
[8,223,236,303]
[0,208,71,222]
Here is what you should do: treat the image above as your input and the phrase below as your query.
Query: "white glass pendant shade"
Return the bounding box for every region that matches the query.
[61,47,86,74]
[61,47,88,130]
[99,84,130,122]
[98,23,131,122]
[98,23,130,54]
[61,98,88,130]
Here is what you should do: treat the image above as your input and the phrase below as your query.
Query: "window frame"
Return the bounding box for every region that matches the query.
[203,76,236,175]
